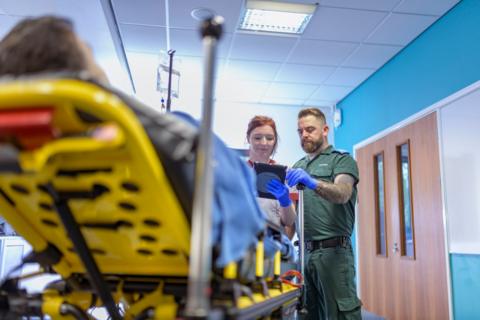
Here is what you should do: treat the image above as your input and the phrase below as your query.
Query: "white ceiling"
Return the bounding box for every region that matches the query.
[112,0,460,109]
[0,0,460,110]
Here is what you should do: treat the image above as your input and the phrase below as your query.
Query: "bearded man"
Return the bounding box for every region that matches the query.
[286,107,362,320]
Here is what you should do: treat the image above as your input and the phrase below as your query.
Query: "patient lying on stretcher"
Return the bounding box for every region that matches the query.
[0,15,296,270]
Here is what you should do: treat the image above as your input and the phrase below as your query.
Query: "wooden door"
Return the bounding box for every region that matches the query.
[356,112,448,320]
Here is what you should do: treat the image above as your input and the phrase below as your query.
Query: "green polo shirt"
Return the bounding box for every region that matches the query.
[293,145,359,240]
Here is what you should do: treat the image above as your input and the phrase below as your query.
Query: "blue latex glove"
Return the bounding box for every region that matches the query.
[266,179,291,207]
[286,168,318,190]
[264,235,283,258]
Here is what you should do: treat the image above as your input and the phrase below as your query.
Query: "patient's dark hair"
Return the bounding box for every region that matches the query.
[0,16,87,76]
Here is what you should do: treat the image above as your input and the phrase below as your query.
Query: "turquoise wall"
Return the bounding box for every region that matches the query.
[336,0,480,318]
[451,254,480,319]
[336,0,480,151]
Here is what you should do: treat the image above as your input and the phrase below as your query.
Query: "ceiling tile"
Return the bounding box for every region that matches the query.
[0,0,55,15]
[310,85,354,101]
[216,80,270,103]
[265,83,318,100]
[394,0,460,16]
[304,99,335,108]
[260,97,305,106]
[170,29,202,56]
[289,39,357,65]
[219,60,281,82]
[120,24,167,53]
[113,0,166,26]
[366,13,438,45]
[343,43,402,68]
[229,33,297,62]
[319,0,401,11]
[169,0,243,33]
[276,64,335,84]
[114,0,460,107]
[303,7,387,42]
[170,29,232,58]
[324,67,375,87]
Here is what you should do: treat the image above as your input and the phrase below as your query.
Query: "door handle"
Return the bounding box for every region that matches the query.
[392,242,399,253]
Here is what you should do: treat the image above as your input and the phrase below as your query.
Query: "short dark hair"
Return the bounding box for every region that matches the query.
[298,107,326,125]
[0,16,87,76]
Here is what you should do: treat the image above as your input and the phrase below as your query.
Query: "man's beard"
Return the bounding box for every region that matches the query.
[301,138,323,154]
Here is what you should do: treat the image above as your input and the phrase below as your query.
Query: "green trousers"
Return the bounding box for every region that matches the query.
[302,244,361,320]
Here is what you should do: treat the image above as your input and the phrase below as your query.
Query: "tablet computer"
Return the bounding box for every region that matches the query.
[253,162,287,199]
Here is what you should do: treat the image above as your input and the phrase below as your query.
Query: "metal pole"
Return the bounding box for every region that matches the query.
[297,186,305,278]
[297,184,308,315]
[166,49,175,112]
[184,16,223,318]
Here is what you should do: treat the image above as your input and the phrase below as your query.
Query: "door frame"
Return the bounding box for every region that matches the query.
[351,79,480,320]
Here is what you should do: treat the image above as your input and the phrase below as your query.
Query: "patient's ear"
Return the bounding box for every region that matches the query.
[91,124,118,142]
[90,66,109,85]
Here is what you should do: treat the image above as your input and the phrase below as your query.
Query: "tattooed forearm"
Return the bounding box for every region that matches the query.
[314,174,355,204]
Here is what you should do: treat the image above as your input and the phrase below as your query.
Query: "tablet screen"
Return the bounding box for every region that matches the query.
[253,162,287,199]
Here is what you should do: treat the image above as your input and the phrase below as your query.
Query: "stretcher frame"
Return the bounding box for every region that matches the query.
[0,18,303,319]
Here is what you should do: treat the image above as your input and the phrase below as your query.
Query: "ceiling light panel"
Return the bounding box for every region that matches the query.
[239,0,316,34]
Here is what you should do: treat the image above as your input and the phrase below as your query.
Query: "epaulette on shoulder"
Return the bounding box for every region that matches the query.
[293,156,308,167]
[332,149,350,155]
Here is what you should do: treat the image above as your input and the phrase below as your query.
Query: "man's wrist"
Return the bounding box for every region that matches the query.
[307,178,318,190]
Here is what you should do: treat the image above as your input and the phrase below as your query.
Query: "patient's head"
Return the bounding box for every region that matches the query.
[0,15,108,82]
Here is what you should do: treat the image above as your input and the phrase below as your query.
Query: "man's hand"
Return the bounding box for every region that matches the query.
[286,168,318,190]
[266,179,291,207]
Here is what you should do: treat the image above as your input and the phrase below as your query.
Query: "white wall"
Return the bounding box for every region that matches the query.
[125,51,334,166]
[439,83,480,254]
[0,237,26,279]
[0,237,60,292]
[212,102,333,166]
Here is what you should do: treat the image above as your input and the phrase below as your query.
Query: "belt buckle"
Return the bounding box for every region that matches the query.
[305,241,313,251]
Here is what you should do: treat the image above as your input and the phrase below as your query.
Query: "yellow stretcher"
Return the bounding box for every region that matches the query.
[0,75,302,319]
[0,18,303,319]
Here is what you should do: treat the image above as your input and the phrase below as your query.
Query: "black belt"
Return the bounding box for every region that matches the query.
[305,236,349,251]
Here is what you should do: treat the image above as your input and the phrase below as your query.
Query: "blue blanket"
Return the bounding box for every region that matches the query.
[173,112,266,266]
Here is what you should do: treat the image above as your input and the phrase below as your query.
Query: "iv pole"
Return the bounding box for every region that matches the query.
[166,49,176,112]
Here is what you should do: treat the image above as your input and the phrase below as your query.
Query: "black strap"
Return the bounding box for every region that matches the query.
[45,183,122,320]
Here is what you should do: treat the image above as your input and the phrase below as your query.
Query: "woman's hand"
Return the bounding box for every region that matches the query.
[266,179,291,207]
